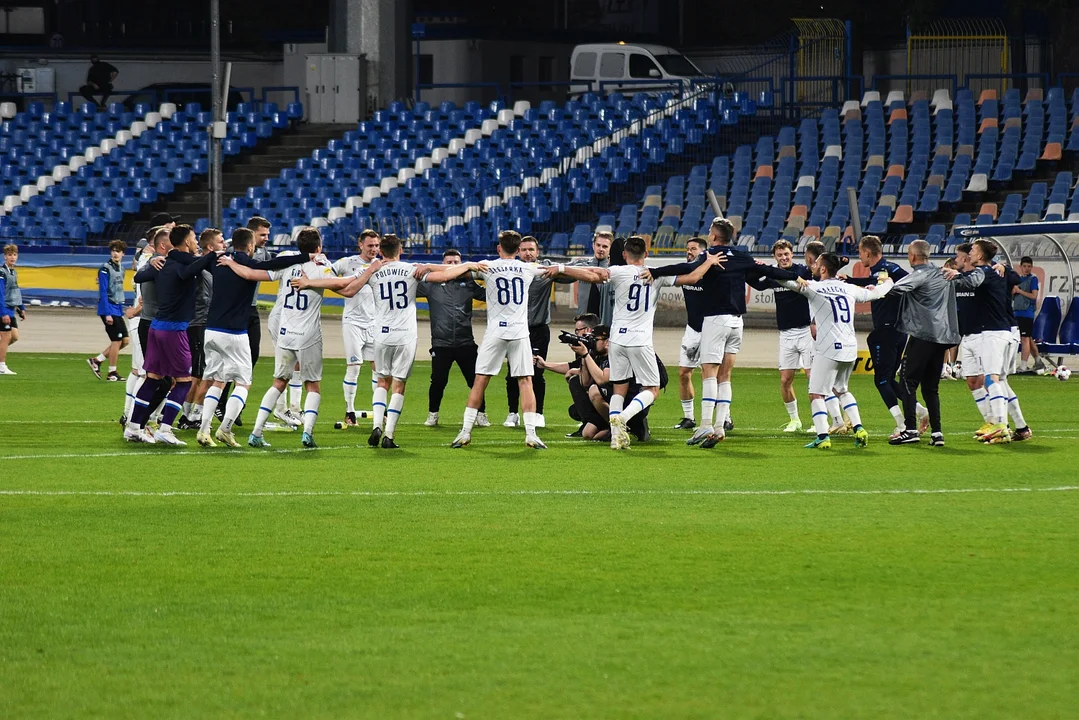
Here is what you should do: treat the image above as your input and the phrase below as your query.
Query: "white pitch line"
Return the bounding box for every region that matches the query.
[0,486,1077,499]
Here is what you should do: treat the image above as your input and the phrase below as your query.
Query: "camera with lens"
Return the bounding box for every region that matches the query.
[558,330,595,350]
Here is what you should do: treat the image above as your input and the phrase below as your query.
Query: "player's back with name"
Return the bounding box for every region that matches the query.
[480,259,535,340]
[372,261,419,345]
[609,264,672,346]
[274,260,334,349]
[803,280,860,360]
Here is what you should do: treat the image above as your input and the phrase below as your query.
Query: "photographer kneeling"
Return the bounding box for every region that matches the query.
[535,315,611,440]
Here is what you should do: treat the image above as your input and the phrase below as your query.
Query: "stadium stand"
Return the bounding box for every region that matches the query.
[0,99,301,244]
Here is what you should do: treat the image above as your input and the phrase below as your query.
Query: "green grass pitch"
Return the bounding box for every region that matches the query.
[1,353,1078,718]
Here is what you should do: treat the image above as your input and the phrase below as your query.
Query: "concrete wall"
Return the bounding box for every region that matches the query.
[415,39,574,109]
[0,54,286,109]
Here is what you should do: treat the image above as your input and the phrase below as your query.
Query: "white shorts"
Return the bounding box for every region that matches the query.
[959,334,983,377]
[678,326,701,368]
[476,335,533,377]
[274,340,323,383]
[778,327,813,371]
[268,307,281,347]
[343,322,375,364]
[203,329,253,385]
[980,330,1013,377]
[375,341,416,380]
[1006,326,1021,376]
[128,317,143,370]
[609,343,661,387]
[700,314,743,364]
[808,355,854,396]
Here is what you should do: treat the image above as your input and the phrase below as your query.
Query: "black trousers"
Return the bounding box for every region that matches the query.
[899,337,947,433]
[569,375,608,430]
[429,344,484,413]
[247,307,261,366]
[868,327,907,409]
[506,324,551,414]
[137,317,150,361]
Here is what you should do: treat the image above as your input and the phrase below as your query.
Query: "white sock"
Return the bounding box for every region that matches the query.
[222,386,248,433]
[462,406,478,433]
[289,371,303,412]
[714,381,732,431]
[700,377,717,428]
[609,394,625,422]
[620,390,655,422]
[303,392,321,435]
[972,387,991,422]
[274,383,288,414]
[384,393,404,438]
[95,353,106,363]
[343,364,360,413]
[986,379,1007,423]
[523,411,539,436]
[201,387,222,434]
[372,386,388,430]
[916,402,927,418]
[825,395,843,424]
[1001,379,1027,429]
[254,386,282,436]
[888,404,905,431]
[784,399,799,421]
[839,392,862,427]
[371,372,379,402]
[108,365,117,374]
[124,373,141,418]
[680,398,694,421]
[183,401,193,417]
[811,397,830,435]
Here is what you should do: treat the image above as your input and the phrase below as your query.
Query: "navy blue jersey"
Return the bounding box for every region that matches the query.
[955,273,979,337]
[134,250,219,329]
[681,283,706,332]
[846,258,908,329]
[962,265,1012,332]
[652,245,798,317]
[206,251,310,332]
[748,262,813,330]
[1004,267,1022,327]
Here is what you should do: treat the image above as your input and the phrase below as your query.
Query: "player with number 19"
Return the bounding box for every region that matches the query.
[780,253,894,450]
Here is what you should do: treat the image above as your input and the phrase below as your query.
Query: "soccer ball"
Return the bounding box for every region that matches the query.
[1057,366,1071,381]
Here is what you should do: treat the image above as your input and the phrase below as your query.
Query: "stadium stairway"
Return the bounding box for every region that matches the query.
[140,123,345,227]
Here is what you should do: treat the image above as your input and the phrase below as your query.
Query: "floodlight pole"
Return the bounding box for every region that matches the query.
[210,0,223,228]
[846,186,862,249]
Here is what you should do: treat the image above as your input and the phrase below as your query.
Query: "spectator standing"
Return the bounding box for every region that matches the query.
[1013,256,1046,374]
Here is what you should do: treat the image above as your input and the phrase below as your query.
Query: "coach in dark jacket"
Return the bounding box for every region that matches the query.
[888,239,960,444]
[418,249,487,422]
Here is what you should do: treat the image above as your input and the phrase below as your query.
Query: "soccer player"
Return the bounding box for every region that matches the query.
[180,228,225,429]
[844,235,928,437]
[266,245,303,427]
[502,236,575,429]
[951,244,992,432]
[1013,256,1045,374]
[553,236,720,449]
[944,240,1028,444]
[452,230,558,450]
[748,239,815,432]
[333,229,380,427]
[295,233,481,449]
[673,237,707,430]
[0,244,23,375]
[196,228,313,448]
[224,228,335,449]
[420,248,489,428]
[88,240,130,382]
[122,228,170,425]
[646,217,800,447]
[124,225,222,445]
[779,253,894,449]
